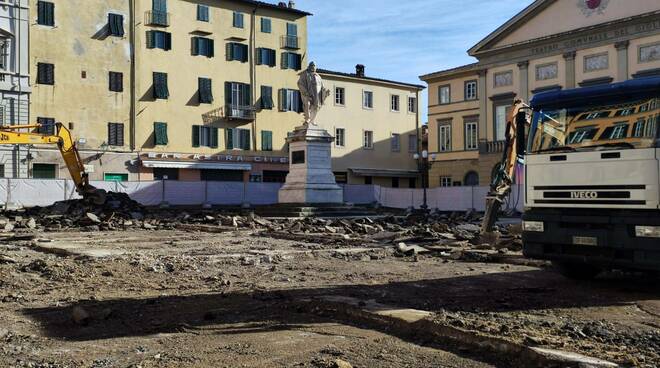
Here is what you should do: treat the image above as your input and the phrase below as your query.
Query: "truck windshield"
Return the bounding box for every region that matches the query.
[529,97,659,153]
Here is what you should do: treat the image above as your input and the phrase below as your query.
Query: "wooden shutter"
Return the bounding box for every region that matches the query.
[281,53,289,69]
[261,131,273,151]
[210,127,219,148]
[47,64,54,84]
[240,83,251,107]
[226,43,233,61]
[109,14,124,37]
[270,49,276,67]
[287,23,298,36]
[208,39,214,57]
[225,82,232,105]
[164,32,172,50]
[240,129,250,150]
[199,78,212,104]
[261,86,272,109]
[153,0,167,12]
[256,48,263,65]
[117,123,124,146]
[108,123,117,146]
[154,122,168,145]
[192,37,199,56]
[225,128,234,149]
[192,125,200,147]
[279,89,287,111]
[240,44,248,62]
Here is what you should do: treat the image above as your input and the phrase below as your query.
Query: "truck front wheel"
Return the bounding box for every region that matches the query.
[553,261,602,280]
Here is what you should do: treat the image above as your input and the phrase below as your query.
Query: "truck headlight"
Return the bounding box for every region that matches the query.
[523,221,544,232]
[635,226,660,238]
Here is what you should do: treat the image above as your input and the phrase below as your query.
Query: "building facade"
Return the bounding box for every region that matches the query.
[421,0,660,188]
[18,0,420,187]
[317,66,423,188]
[0,0,31,178]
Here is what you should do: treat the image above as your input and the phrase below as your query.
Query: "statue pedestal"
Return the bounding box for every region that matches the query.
[278,125,344,204]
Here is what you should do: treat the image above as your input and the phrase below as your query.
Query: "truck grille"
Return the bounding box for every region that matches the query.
[533,185,646,206]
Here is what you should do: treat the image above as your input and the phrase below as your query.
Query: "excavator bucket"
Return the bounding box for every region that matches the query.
[83,185,107,205]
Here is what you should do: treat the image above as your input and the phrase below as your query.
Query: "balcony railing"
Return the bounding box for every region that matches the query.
[145,10,170,27]
[280,35,300,49]
[479,140,507,154]
[225,104,256,121]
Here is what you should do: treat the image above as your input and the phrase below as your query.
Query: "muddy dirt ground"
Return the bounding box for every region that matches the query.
[0,227,658,368]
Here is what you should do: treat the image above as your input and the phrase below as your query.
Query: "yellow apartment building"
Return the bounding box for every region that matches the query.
[317,66,424,187]
[420,0,660,188]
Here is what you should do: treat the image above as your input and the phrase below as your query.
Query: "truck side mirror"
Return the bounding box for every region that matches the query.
[516,111,527,156]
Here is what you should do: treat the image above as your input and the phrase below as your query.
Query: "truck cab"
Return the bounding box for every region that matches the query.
[522,77,660,278]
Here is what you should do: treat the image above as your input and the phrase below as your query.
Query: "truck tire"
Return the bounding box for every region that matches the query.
[553,261,602,280]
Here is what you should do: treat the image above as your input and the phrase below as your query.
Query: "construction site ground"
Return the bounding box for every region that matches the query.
[0,226,658,368]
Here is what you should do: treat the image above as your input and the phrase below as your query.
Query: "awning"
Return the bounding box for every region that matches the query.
[141,160,252,171]
[350,168,419,178]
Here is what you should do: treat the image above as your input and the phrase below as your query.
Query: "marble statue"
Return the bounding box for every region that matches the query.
[297,62,331,126]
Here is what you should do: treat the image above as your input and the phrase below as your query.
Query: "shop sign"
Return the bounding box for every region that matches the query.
[142,152,288,164]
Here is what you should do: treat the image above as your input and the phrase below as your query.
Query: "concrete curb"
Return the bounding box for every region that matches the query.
[291,296,618,368]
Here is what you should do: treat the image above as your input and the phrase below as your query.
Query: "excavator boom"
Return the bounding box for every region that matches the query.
[0,123,106,204]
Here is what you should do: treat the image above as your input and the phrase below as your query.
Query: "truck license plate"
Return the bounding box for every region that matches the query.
[573,236,598,246]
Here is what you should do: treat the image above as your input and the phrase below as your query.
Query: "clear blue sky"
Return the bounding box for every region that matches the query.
[303,0,535,121]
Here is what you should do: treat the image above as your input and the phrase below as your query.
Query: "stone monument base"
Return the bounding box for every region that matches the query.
[278,125,344,205]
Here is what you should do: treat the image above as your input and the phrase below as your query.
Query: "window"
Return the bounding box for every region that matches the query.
[335,87,345,106]
[535,63,558,81]
[494,103,512,141]
[285,23,299,48]
[261,18,272,33]
[233,12,244,28]
[151,0,168,25]
[279,89,302,112]
[281,52,302,70]
[197,5,209,22]
[408,97,417,113]
[391,133,400,152]
[391,95,400,112]
[109,71,123,92]
[226,82,251,110]
[408,178,416,189]
[391,178,399,188]
[198,78,213,104]
[364,176,373,185]
[287,23,298,36]
[263,171,287,183]
[600,123,629,140]
[154,122,168,145]
[639,43,660,63]
[494,71,513,87]
[108,123,125,146]
[37,63,55,85]
[192,125,219,148]
[37,1,55,26]
[464,120,478,150]
[146,31,172,50]
[108,14,124,37]
[37,117,55,135]
[0,39,8,70]
[440,177,452,187]
[439,124,451,152]
[260,86,274,109]
[32,164,57,179]
[584,53,609,72]
[256,48,276,67]
[464,171,479,187]
[363,91,373,109]
[202,170,243,182]
[261,130,273,151]
[153,72,169,99]
[192,37,214,57]
[567,127,598,144]
[632,119,654,138]
[465,80,477,100]
[225,128,250,150]
[334,172,348,184]
[439,85,450,104]
[408,134,417,153]
[335,128,345,147]
[226,42,248,62]
[363,130,373,149]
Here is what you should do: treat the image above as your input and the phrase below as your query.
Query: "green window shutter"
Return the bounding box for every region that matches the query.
[240,83,251,107]
[270,49,277,67]
[241,44,248,62]
[210,127,218,148]
[240,129,250,150]
[287,23,298,36]
[192,125,200,147]
[225,82,232,105]
[261,18,271,33]
[281,53,289,69]
[261,131,273,151]
[154,122,168,145]
[261,86,273,109]
[153,0,167,12]
[256,48,263,65]
[279,89,287,111]
[208,39,214,57]
[108,14,124,37]
[164,32,172,50]
[199,78,213,104]
[226,128,234,149]
[146,31,154,48]
[226,42,233,61]
[192,37,199,55]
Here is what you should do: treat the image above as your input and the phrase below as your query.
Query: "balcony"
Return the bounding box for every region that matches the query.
[145,10,170,27]
[280,35,300,49]
[225,104,256,121]
[479,140,507,154]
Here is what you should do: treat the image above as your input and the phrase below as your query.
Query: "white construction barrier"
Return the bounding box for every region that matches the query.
[0,178,525,213]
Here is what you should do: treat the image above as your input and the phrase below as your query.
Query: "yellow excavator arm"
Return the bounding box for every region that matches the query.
[481,100,529,234]
[0,123,106,204]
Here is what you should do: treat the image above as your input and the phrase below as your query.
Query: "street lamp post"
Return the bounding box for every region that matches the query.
[413,150,435,212]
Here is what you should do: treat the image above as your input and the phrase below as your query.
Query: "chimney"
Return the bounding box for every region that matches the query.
[288,0,296,8]
[356,64,365,78]
[278,2,287,8]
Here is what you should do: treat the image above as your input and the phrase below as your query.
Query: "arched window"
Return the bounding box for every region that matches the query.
[464,171,479,186]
